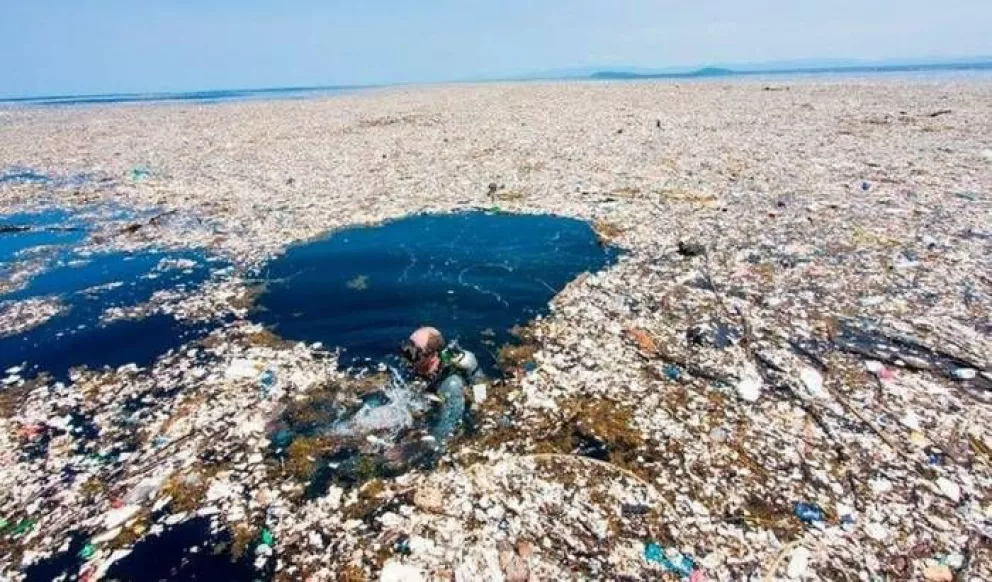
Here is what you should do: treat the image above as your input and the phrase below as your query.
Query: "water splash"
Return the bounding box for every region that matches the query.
[328,370,428,439]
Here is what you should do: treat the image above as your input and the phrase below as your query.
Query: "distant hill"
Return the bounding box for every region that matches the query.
[591,67,735,80]
[589,60,992,81]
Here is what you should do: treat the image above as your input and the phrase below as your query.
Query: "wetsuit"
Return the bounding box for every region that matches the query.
[427,345,483,442]
[376,344,484,473]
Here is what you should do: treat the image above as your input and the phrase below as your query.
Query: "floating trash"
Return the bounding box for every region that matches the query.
[833,319,991,390]
[77,542,95,561]
[256,211,619,373]
[267,370,439,495]
[644,542,698,578]
[130,166,153,182]
[11,518,36,536]
[259,528,275,546]
[664,363,681,381]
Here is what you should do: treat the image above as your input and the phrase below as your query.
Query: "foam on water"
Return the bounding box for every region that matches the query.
[329,372,428,438]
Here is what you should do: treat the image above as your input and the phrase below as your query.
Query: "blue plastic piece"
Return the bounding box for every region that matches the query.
[664,364,681,381]
[644,542,664,563]
[644,542,696,578]
[793,501,826,524]
[271,429,293,448]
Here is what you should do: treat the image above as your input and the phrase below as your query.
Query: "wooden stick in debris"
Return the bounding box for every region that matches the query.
[787,338,830,372]
[118,209,179,235]
[644,338,737,386]
[822,382,909,460]
[701,254,738,328]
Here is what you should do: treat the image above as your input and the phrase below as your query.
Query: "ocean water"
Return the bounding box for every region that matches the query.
[256,211,618,495]
[103,518,262,582]
[0,86,363,107]
[0,207,224,379]
[0,208,87,260]
[255,211,619,373]
[3,64,990,109]
[23,519,262,582]
[0,168,51,185]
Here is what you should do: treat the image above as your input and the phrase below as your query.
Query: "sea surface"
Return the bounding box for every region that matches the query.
[255,211,619,373]
[0,206,226,379]
[0,85,364,107]
[3,63,991,108]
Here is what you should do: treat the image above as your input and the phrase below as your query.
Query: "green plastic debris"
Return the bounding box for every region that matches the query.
[0,517,8,532]
[78,542,96,560]
[130,166,152,181]
[260,528,275,546]
[488,205,501,213]
[11,519,35,537]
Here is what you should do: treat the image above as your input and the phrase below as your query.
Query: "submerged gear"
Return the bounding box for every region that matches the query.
[439,342,480,378]
[427,342,483,441]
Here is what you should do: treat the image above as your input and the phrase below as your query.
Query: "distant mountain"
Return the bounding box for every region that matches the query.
[462,56,992,84]
[591,67,735,80]
[587,59,992,80]
[688,67,735,77]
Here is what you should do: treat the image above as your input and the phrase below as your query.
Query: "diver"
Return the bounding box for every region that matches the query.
[400,326,483,443]
[297,326,483,480]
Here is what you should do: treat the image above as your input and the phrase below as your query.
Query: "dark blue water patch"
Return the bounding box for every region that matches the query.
[0,168,50,185]
[2,205,227,379]
[0,167,111,190]
[1,85,366,107]
[103,518,265,582]
[255,211,619,372]
[0,208,75,228]
[0,209,87,263]
[0,203,159,268]
[22,530,89,582]
[4,249,209,302]
[0,250,219,379]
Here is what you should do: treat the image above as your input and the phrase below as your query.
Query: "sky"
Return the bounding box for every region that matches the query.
[1,0,991,98]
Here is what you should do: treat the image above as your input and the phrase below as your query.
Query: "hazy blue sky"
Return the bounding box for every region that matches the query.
[2,0,990,97]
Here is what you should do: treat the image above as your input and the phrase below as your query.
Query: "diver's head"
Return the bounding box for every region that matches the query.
[401,326,445,378]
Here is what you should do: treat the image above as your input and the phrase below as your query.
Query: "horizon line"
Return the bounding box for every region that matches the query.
[3,56,992,103]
